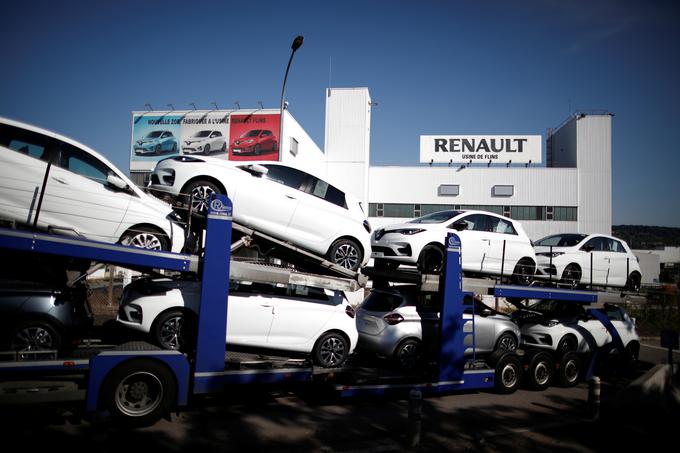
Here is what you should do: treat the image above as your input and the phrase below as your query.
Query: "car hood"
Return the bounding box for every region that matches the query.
[139,138,159,144]
[377,222,442,232]
[186,137,208,143]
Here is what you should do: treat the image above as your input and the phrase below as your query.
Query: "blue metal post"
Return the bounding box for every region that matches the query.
[194,195,233,375]
[438,233,467,382]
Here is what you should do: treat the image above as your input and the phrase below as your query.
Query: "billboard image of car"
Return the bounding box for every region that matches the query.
[134,130,179,156]
[130,114,182,164]
[228,113,280,161]
[182,130,227,155]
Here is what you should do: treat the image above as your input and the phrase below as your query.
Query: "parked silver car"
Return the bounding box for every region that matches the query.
[355,285,520,369]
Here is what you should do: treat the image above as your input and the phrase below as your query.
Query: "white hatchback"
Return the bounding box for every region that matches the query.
[533,233,642,290]
[0,117,185,252]
[148,157,372,271]
[371,210,536,283]
[116,278,358,368]
[182,130,227,155]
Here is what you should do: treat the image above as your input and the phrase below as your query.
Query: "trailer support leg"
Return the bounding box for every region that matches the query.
[407,388,423,447]
[588,376,601,421]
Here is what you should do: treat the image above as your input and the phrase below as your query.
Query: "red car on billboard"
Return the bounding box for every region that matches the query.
[230,129,278,156]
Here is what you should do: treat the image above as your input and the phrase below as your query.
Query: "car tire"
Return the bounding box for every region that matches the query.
[557,334,578,352]
[374,258,400,271]
[101,358,177,428]
[626,272,641,293]
[204,144,210,155]
[489,351,523,394]
[272,141,278,152]
[152,310,195,351]
[171,143,177,153]
[511,258,535,286]
[120,226,170,251]
[154,145,161,155]
[327,238,362,271]
[561,264,581,289]
[7,320,62,355]
[417,244,445,274]
[221,142,226,153]
[394,338,421,370]
[254,144,261,155]
[183,180,224,218]
[524,350,554,391]
[494,332,518,352]
[313,331,349,368]
[556,351,582,387]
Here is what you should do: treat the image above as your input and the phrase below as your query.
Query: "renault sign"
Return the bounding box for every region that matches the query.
[420,135,542,164]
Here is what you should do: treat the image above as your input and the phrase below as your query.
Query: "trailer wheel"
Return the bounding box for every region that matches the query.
[556,351,582,387]
[492,352,523,394]
[101,359,176,428]
[524,350,554,391]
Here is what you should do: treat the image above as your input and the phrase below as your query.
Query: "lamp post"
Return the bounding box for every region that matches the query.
[279,35,304,160]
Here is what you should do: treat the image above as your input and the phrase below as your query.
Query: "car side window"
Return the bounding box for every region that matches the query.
[57,142,113,186]
[582,236,606,252]
[610,239,625,253]
[262,164,308,190]
[489,217,517,235]
[459,214,494,232]
[0,123,52,162]
[262,130,271,136]
[307,177,348,209]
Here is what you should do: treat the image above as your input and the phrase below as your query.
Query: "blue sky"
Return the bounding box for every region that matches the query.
[1,0,679,226]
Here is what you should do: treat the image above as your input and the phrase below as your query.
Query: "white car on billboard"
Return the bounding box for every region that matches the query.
[117,278,358,368]
[0,117,185,252]
[533,233,642,290]
[148,157,372,271]
[182,130,227,155]
[371,210,536,283]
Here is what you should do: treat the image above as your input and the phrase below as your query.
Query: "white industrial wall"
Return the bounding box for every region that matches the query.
[367,166,579,240]
[324,87,371,205]
[279,109,326,177]
[576,115,612,235]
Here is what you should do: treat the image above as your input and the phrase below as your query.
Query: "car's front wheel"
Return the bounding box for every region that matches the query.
[203,144,211,154]
[626,272,641,292]
[557,334,578,352]
[512,258,535,286]
[417,244,445,274]
[120,226,170,251]
[561,264,581,289]
[494,332,518,352]
[182,180,224,217]
[313,331,349,368]
[327,238,362,271]
[7,320,62,356]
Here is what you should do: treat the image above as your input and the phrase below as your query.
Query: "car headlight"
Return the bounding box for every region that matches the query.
[538,252,564,258]
[393,228,425,235]
[245,139,254,143]
[541,319,560,328]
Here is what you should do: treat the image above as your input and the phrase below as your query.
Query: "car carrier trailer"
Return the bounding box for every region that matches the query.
[0,195,629,427]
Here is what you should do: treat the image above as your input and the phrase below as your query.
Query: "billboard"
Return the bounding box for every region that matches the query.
[420,135,542,164]
[130,110,281,169]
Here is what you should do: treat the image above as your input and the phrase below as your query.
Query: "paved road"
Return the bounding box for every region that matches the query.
[0,343,677,452]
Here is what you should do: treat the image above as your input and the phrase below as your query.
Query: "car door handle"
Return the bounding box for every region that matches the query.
[285,195,296,200]
[51,176,68,185]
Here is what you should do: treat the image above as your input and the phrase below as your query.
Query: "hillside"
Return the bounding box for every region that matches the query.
[612,225,680,249]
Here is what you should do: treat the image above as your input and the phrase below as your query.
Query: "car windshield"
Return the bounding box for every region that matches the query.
[527,299,586,317]
[145,131,163,138]
[193,131,211,138]
[535,234,588,247]
[241,130,262,138]
[361,290,407,312]
[408,210,463,224]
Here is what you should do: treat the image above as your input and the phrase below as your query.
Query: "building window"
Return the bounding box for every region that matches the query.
[510,206,546,221]
[460,205,504,215]
[383,203,415,218]
[289,137,298,156]
[421,204,456,215]
[492,185,514,197]
[414,204,421,217]
[503,206,511,217]
[546,206,554,220]
[553,206,577,221]
[437,184,459,196]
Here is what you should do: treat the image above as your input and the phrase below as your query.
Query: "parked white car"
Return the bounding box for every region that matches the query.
[148,157,372,270]
[534,233,642,290]
[511,299,640,359]
[116,278,358,368]
[182,130,226,155]
[0,117,185,252]
[371,210,536,283]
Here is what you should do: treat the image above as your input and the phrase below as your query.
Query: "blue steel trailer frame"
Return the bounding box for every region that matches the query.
[0,195,627,418]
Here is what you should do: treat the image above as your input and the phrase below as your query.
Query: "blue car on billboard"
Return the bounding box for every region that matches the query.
[134,130,178,155]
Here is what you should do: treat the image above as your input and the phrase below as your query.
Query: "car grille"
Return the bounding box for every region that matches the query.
[372,246,396,257]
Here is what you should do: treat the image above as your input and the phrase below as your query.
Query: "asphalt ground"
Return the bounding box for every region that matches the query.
[0,342,678,452]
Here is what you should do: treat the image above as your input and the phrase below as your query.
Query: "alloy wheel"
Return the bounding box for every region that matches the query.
[333,244,359,270]
[190,185,216,214]
[319,336,346,367]
[127,232,163,251]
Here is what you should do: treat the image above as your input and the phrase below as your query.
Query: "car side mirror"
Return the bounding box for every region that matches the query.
[582,245,594,252]
[451,221,468,231]
[107,174,129,191]
[245,164,269,176]
[480,308,493,317]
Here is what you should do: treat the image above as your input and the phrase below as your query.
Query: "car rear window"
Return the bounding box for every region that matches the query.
[361,291,405,312]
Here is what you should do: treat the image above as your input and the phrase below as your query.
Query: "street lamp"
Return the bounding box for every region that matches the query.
[279,35,304,159]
